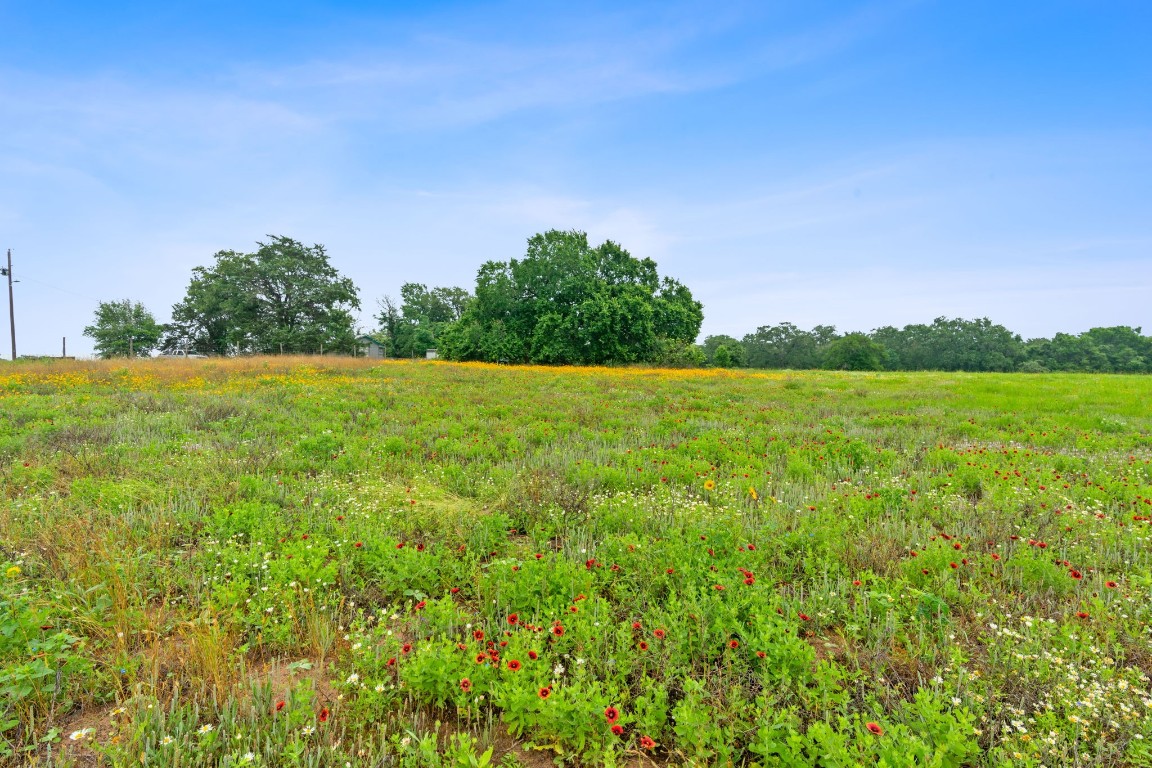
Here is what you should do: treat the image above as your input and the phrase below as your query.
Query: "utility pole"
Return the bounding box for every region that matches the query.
[1,249,14,361]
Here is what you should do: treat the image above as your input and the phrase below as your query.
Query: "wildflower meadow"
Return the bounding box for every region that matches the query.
[0,357,1149,767]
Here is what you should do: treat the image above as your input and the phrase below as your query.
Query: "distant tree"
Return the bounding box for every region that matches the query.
[375,295,402,358]
[871,317,1023,371]
[703,334,745,367]
[377,284,473,358]
[161,236,360,355]
[83,300,163,358]
[742,323,837,369]
[440,230,702,365]
[823,333,886,371]
[1024,326,1151,373]
[653,338,705,368]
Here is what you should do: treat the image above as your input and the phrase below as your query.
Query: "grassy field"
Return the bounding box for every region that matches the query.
[1,358,1150,767]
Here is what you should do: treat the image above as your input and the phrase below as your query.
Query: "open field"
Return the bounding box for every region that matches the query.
[1,358,1150,767]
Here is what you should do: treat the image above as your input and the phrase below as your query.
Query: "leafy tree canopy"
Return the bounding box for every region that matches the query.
[439,230,702,365]
[375,284,472,358]
[741,323,837,369]
[702,334,745,367]
[822,333,886,371]
[83,299,163,358]
[161,236,360,355]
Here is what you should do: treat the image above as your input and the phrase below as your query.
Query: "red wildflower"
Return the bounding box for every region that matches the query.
[414,601,426,611]
[275,700,286,712]
[387,657,397,666]
[744,577,755,585]
[640,735,656,750]
[318,707,330,723]
[551,624,565,637]
[949,562,958,569]
[747,544,756,551]
[508,613,518,625]
[638,641,649,651]
[756,651,766,658]
[416,543,424,551]
[528,650,538,660]
[1069,569,1083,580]
[538,687,551,699]
[474,630,485,640]
[460,678,472,692]
[1106,581,1118,589]
[450,587,460,594]
[653,628,666,639]
[714,584,726,591]
[401,643,413,654]
[604,706,620,724]
[666,568,674,574]
[1076,611,1090,619]
[475,654,486,664]
[535,553,543,559]
[798,613,811,622]
[507,659,521,671]
[865,722,882,735]
[852,580,862,586]
[611,724,624,735]
[354,541,363,548]
[728,639,739,649]
[632,621,642,630]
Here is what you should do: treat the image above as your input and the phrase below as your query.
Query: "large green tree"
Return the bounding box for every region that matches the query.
[83,299,163,358]
[822,333,887,371]
[439,230,702,365]
[161,237,360,355]
[702,334,746,367]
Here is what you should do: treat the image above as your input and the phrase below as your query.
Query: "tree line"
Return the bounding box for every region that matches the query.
[81,233,1149,373]
[703,318,1152,373]
[81,231,703,366]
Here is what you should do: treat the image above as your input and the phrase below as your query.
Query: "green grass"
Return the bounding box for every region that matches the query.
[0,358,1149,766]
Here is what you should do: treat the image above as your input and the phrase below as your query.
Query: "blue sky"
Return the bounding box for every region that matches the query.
[1,1,1150,356]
